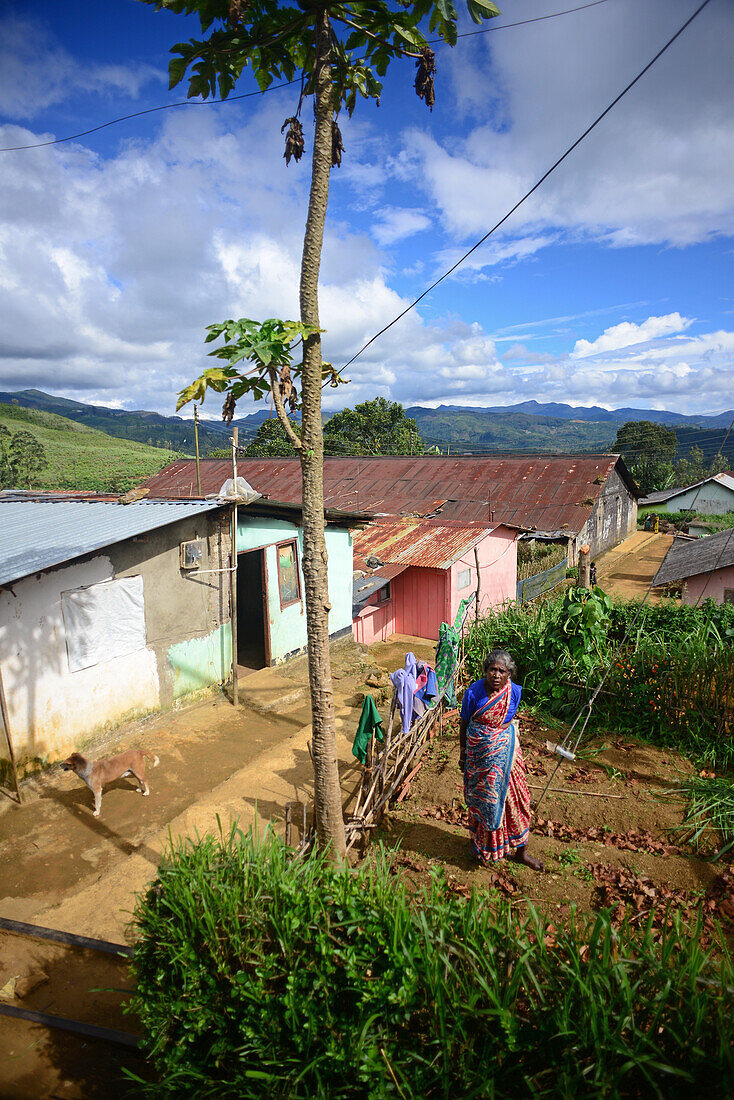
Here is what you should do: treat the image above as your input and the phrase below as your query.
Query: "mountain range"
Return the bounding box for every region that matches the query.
[1,389,731,461]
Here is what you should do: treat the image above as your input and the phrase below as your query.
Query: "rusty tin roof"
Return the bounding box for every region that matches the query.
[353,519,504,571]
[142,454,636,537]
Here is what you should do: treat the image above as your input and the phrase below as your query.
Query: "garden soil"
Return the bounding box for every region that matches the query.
[374,709,732,931]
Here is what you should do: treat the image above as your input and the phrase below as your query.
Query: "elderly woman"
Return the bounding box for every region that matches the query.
[459,649,542,870]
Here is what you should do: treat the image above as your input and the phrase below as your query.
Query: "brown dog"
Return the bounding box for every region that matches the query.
[61,749,160,817]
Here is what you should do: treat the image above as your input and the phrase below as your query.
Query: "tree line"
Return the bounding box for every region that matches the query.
[612,420,731,495]
[208,397,427,458]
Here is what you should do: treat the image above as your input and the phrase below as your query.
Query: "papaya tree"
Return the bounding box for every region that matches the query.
[143,0,501,860]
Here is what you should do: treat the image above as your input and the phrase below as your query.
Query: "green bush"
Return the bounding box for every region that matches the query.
[128,827,734,1099]
[465,594,734,769]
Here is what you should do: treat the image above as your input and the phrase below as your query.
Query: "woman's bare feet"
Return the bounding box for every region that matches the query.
[511,846,544,871]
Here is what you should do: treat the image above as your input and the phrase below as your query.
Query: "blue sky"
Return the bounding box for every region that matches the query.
[0,0,732,419]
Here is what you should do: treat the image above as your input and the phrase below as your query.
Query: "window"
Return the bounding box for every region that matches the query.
[724,589,734,605]
[377,582,391,602]
[61,575,146,672]
[457,568,472,590]
[277,540,301,608]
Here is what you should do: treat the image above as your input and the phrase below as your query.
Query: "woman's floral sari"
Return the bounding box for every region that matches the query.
[464,680,531,864]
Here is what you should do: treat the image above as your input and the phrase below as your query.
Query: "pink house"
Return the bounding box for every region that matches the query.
[352,519,519,645]
[652,528,734,605]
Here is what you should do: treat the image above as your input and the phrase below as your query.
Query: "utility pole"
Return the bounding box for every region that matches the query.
[194,404,202,495]
[231,426,239,706]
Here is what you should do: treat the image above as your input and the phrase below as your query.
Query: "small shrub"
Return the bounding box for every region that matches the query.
[128,827,734,1098]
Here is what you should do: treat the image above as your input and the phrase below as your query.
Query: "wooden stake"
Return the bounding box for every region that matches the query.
[0,667,20,803]
[528,783,625,799]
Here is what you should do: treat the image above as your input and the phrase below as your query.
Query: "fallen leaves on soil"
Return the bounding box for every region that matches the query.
[590,861,734,945]
[534,817,676,855]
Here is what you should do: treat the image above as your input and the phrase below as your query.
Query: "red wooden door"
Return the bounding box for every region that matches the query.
[394,568,448,641]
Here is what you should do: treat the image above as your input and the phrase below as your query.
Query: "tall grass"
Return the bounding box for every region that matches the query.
[668,776,734,859]
[465,596,734,769]
[128,826,734,1099]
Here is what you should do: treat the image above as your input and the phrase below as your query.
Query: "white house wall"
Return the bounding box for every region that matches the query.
[0,511,232,775]
[659,482,734,515]
[0,558,161,771]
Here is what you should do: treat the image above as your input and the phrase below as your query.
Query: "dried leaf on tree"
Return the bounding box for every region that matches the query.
[415,47,436,110]
[281,117,305,165]
[331,118,344,167]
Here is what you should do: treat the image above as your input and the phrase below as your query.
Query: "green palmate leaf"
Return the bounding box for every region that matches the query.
[467,0,500,23]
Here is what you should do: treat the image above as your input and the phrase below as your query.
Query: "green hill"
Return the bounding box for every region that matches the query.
[0,403,186,493]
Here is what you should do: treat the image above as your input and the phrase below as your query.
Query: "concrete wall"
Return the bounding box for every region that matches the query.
[449,527,518,623]
[237,515,353,662]
[577,467,637,562]
[683,564,734,605]
[0,511,231,773]
[659,483,734,515]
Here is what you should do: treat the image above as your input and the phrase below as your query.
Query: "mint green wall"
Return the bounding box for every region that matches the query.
[167,622,232,700]
[236,514,352,662]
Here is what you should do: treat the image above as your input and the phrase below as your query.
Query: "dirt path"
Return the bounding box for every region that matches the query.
[0,636,385,1099]
[595,531,674,601]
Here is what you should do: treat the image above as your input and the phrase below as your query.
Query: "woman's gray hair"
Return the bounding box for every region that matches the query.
[483,649,517,678]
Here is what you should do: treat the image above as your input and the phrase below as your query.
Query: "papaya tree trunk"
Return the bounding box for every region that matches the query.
[299,10,347,860]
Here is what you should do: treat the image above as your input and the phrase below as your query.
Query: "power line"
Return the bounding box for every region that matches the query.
[0,0,615,154]
[340,0,714,373]
[448,0,613,41]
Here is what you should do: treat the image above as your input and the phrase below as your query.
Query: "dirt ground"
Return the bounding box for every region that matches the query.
[0,635,388,1100]
[595,531,674,601]
[3,630,727,1097]
[376,709,734,939]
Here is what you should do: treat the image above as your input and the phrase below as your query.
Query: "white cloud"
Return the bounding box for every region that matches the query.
[371,207,431,246]
[571,313,692,358]
[0,15,164,119]
[405,0,734,257]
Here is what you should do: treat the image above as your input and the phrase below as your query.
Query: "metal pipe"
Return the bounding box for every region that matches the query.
[194,403,202,495]
[231,427,239,706]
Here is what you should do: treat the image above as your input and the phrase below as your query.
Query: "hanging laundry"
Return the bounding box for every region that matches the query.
[390,667,415,734]
[416,660,438,706]
[352,694,384,764]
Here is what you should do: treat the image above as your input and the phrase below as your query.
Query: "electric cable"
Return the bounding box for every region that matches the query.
[340,0,714,373]
[0,0,616,154]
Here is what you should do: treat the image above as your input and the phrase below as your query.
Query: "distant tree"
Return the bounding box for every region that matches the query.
[9,430,48,489]
[324,398,422,455]
[674,445,730,487]
[0,426,12,487]
[244,418,301,457]
[613,420,677,495]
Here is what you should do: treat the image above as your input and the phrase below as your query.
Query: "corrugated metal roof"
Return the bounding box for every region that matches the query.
[352,519,500,571]
[640,472,734,507]
[142,454,635,537]
[0,499,224,587]
[652,528,734,586]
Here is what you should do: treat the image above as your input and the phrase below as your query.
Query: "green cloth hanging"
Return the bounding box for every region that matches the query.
[435,596,474,708]
[352,694,384,764]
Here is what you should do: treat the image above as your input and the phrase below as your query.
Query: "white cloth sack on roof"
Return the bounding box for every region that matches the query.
[216,477,261,504]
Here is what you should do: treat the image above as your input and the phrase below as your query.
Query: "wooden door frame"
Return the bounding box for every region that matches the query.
[260,548,272,666]
[236,547,271,668]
